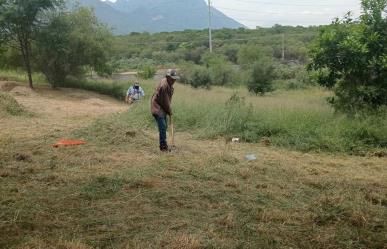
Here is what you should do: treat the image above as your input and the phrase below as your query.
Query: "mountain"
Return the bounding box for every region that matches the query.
[67,0,245,34]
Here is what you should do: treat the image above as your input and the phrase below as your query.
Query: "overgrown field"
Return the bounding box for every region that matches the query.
[2,67,385,155]
[0,80,386,249]
[123,80,387,155]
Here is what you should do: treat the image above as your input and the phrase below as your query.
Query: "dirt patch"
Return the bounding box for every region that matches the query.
[0,82,127,140]
[82,98,107,106]
[9,86,37,97]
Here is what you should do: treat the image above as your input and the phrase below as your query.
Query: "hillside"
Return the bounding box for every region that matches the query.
[67,0,245,34]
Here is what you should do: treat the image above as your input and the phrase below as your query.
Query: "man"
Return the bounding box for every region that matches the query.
[126,82,145,104]
[151,69,179,151]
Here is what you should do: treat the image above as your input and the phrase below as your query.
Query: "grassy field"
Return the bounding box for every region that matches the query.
[0,77,386,249]
[2,68,386,156]
[122,79,386,156]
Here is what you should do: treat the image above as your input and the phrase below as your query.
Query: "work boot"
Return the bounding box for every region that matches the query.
[160,145,170,152]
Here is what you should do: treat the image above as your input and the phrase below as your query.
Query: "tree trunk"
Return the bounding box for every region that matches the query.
[25,41,33,89]
[19,37,33,89]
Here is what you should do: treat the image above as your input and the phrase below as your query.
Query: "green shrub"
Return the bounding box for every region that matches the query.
[35,8,113,87]
[221,44,240,63]
[200,53,235,86]
[237,43,264,69]
[184,46,207,64]
[137,65,157,79]
[182,65,212,89]
[273,62,297,80]
[210,63,235,86]
[247,58,275,95]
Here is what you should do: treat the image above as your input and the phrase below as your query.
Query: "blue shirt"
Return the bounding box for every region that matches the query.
[127,86,145,100]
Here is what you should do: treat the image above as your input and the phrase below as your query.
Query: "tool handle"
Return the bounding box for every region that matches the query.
[169,115,175,146]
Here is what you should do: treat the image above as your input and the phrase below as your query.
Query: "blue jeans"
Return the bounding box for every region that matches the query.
[153,114,168,150]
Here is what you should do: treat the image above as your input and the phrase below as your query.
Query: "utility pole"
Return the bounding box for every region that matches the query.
[208,0,213,53]
[281,33,285,61]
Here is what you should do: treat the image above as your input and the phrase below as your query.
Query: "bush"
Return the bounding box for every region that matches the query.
[183,46,207,64]
[201,53,235,86]
[221,44,240,63]
[137,65,157,79]
[247,58,275,95]
[188,66,211,89]
[273,62,297,80]
[209,63,235,86]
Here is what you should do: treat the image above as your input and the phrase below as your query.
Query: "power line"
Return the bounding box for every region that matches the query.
[208,0,213,53]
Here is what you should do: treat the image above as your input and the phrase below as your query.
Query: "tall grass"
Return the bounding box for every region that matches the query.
[0,69,47,85]
[125,82,387,155]
[54,74,387,155]
[61,77,130,100]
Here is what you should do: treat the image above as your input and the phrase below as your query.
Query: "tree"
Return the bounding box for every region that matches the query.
[0,0,61,88]
[247,58,275,95]
[309,0,387,113]
[34,7,113,87]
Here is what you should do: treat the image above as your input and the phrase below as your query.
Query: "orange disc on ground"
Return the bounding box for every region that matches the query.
[53,139,86,148]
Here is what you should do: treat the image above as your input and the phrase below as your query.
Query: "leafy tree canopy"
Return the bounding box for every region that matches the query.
[309,0,387,113]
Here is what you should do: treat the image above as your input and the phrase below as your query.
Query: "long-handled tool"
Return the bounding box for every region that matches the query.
[169,115,175,147]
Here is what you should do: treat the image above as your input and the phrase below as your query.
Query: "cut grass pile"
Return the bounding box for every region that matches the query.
[0,92,28,116]
[1,112,386,249]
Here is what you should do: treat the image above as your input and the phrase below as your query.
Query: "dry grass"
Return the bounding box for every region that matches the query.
[0,82,386,249]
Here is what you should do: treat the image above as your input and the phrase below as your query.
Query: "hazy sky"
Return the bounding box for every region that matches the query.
[104,0,362,28]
